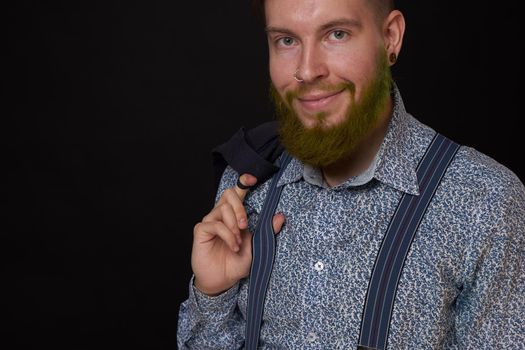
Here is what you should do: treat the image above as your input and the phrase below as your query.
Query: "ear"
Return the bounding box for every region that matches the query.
[383,10,406,65]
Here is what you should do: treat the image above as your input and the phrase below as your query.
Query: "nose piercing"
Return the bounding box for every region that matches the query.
[294,69,304,83]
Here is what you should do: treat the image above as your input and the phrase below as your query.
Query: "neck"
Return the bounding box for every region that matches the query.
[321,97,393,188]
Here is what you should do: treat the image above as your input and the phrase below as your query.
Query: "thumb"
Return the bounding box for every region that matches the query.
[272,213,286,234]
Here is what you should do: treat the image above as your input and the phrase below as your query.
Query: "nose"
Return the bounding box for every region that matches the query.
[297,42,328,84]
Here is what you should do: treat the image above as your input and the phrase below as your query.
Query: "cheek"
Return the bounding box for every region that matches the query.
[268,62,281,87]
[269,65,287,92]
[269,52,296,91]
[328,50,362,78]
[329,54,375,97]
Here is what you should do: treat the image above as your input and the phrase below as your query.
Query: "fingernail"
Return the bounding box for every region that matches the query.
[239,217,247,229]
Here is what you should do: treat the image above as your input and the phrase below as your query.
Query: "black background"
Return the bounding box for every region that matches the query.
[3,1,523,349]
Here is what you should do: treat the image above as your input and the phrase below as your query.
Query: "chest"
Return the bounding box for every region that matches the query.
[240,180,465,346]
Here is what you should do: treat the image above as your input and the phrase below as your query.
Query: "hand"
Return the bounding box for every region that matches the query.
[191,174,286,296]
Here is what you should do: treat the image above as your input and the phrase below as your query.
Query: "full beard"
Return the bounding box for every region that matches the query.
[271,50,393,168]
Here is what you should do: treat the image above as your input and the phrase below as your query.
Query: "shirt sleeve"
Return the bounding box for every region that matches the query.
[177,166,247,349]
[177,276,245,349]
[453,177,525,349]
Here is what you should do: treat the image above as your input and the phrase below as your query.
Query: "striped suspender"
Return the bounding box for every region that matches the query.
[245,134,459,350]
[245,151,293,350]
[357,134,460,350]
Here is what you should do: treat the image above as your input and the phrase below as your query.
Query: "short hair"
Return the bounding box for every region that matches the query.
[252,0,395,24]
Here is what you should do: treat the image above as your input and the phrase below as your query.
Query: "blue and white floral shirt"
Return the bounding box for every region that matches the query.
[177,87,525,349]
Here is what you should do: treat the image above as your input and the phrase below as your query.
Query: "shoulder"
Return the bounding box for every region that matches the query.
[442,144,525,239]
[450,145,524,202]
[441,146,525,291]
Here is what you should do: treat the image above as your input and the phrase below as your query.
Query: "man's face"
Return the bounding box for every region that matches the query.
[265,0,392,166]
[266,0,386,128]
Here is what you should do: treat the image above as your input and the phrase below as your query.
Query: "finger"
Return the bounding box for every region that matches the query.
[216,173,256,207]
[233,173,257,200]
[215,189,249,232]
[203,202,242,244]
[272,213,286,234]
[194,221,240,252]
[216,173,257,230]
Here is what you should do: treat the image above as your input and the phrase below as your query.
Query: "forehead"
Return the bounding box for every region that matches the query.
[265,0,374,28]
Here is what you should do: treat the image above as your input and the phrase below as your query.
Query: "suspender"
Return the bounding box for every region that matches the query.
[357,134,460,350]
[245,134,460,350]
[245,151,293,350]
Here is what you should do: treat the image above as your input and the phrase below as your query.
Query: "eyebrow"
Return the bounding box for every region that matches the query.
[265,18,362,35]
[319,18,362,31]
[265,26,296,36]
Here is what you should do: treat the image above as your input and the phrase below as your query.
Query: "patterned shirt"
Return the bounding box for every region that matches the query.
[177,87,525,349]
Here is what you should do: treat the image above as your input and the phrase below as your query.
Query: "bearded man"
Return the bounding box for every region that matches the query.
[177,0,525,348]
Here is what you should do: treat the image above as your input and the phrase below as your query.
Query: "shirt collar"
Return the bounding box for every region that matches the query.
[277,85,429,196]
[372,85,421,195]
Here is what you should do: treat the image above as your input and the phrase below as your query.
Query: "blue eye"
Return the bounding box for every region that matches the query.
[278,37,295,46]
[329,30,348,41]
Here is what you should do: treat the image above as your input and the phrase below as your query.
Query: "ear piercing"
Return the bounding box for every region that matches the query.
[389,52,397,64]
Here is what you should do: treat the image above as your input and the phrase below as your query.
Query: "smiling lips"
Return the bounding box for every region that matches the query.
[297,90,345,112]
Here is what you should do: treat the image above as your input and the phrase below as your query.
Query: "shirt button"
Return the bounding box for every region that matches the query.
[306,332,317,343]
[314,261,324,272]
